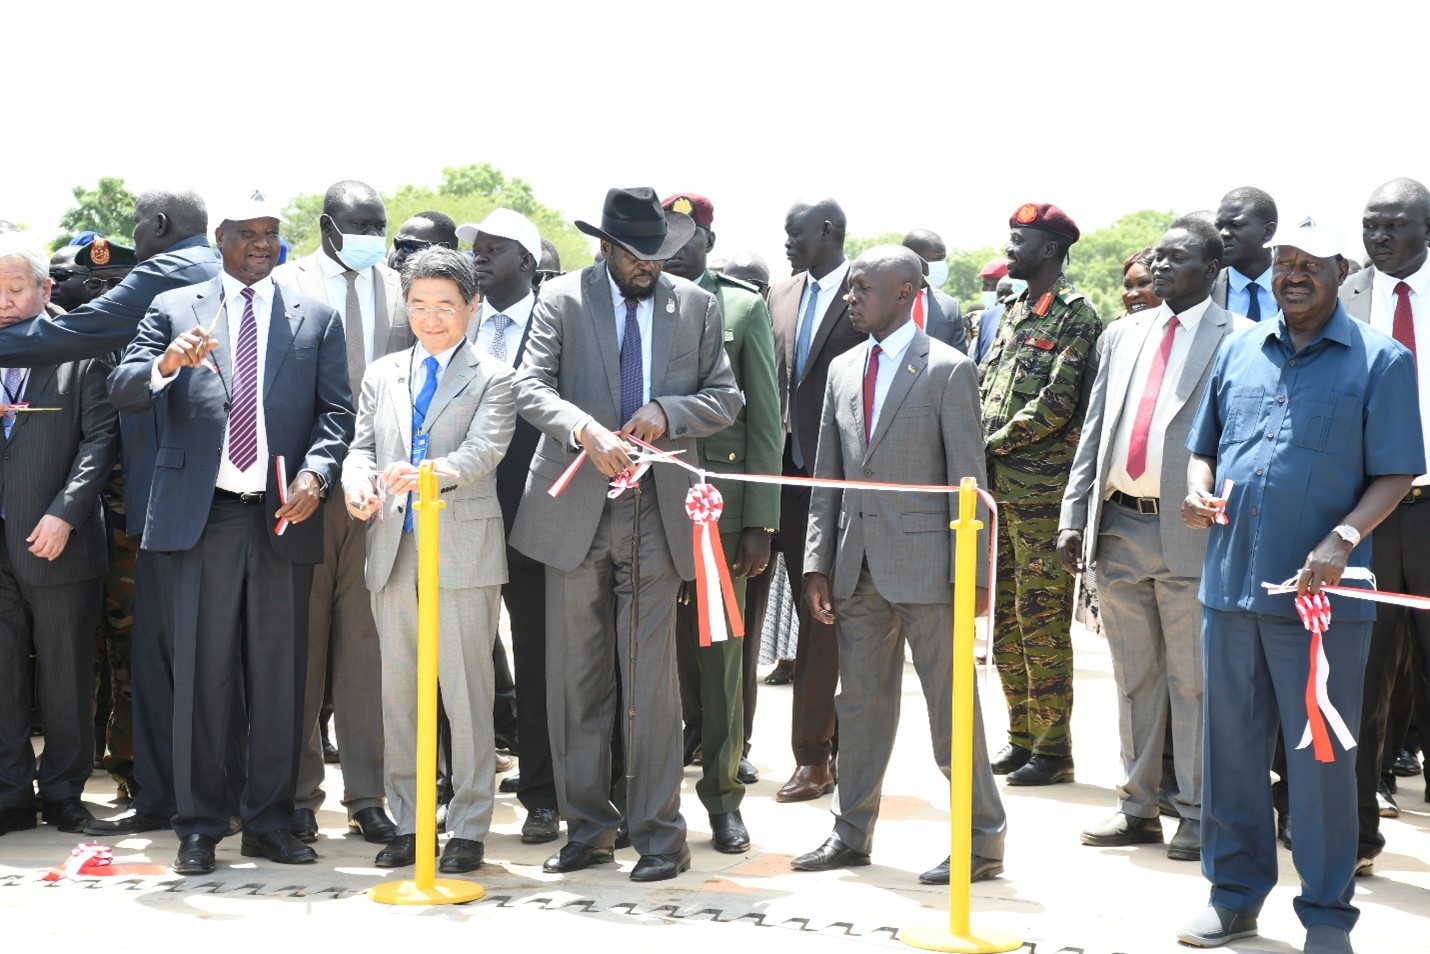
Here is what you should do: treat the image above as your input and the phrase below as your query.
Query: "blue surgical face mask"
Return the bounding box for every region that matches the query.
[925,260,949,288]
[981,290,997,309]
[336,233,387,271]
[1009,278,1028,297]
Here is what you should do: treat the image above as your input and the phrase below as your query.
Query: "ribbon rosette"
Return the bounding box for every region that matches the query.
[43,842,113,882]
[1294,592,1356,763]
[685,483,744,647]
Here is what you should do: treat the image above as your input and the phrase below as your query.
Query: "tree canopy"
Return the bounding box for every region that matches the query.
[54,177,137,250]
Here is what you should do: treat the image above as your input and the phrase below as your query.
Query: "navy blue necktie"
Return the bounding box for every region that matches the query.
[1245,284,1261,323]
[794,278,820,383]
[405,355,440,533]
[619,297,643,423]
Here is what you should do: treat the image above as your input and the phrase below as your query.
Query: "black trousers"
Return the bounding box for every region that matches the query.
[168,499,308,839]
[507,560,556,811]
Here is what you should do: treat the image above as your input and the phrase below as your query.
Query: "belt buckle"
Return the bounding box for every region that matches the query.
[239,490,264,504]
[1137,497,1159,516]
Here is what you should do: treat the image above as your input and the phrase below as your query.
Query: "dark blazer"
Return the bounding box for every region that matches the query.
[1339,266,1374,322]
[0,355,119,585]
[489,318,542,565]
[108,277,354,563]
[769,268,862,468]
[925,289,968,354]
[0,235,222,535]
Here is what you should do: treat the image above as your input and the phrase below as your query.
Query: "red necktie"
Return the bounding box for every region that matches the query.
[1125,316,1179,480]
[912,290,926,329]
[863,343,882,442]
[1393,281,1417,364]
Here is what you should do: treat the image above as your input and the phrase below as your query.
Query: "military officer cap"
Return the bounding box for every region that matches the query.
[660,193,714,230]
[1009,202,1080,244]
[979,258,1009,279]
[74,236,138,269]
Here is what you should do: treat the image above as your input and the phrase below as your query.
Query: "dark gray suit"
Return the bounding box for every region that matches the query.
[512,264,740,857]
[924,289,967,354]
[110,277,353,839]
[0,351,118,809]
[804,326,1003,860]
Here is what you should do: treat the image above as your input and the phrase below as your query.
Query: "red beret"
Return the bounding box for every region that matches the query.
[661,193,714,230]
[978,258,1008,280]
[1009,202,1080,243]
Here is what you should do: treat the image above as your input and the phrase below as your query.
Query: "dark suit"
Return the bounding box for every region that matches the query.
[110,277,353,839]
[0,352,118,809]
[0,234,221,820]
[769,267,861,768]
[924,288,968,354]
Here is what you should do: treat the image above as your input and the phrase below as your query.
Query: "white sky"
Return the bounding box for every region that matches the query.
[10,0,1429,270]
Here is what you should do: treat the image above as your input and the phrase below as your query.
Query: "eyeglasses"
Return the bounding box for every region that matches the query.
[394,239,456,255]
[407,305,460,319]
[84,275,125,292]
[49,268,88,282]
[534,269,562,284]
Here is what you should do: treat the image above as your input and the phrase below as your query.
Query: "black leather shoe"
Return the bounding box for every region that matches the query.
[1277,812,1292,849]
[917,855,1004,884]
[990,743,1032,775]
[1080,812,1162,847]
[289,808,318,843]
[1392,749,1420,776]
[1006,754,1074,786]
[85,808,169,836]
[737,758,759,784]
[710,810,751,854]
[614,820,631,849]
[791,835,871,871]
[41,798,93,833]
[173,834,217,875]
[241,829,318,864]
[543,841,614,873]
[631,845,691,882]
[1167,817,1201,861]
[499,773,520,794]
[0,805,37,836]
[226,815,243,838]
[348,807,398,843]
[439,838,484,873]
[374,833,438,868]
[521,807,560,844]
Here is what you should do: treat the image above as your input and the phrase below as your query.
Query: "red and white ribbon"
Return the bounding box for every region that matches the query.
[684,483,744,646]
[274,455,290,535]
[1214,478,1233,525]
[43,842,113,882]
[1292,592,1355,762]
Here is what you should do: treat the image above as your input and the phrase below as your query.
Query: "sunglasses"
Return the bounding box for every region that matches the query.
[394,239,456,255]
[49,268,89,282]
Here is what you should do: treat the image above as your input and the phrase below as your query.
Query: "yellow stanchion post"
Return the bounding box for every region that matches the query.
[900,477,1020,952]
[369,461,484,906]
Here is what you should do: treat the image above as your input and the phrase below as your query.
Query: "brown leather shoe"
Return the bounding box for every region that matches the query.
[775,762,835,802]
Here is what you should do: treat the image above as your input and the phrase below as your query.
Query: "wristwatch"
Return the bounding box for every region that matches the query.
[1331,524,1361,548]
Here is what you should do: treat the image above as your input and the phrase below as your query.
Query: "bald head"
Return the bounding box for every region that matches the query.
[1363,177,1430,278]
[322,180,382,216]
[848,245,922,339]
[901,228,946,262]
[132,188,208,261]
[783,197,847,275]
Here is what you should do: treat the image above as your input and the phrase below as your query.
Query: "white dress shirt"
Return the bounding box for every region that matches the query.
[1368,259,1430,483]
[1106,298,1211,498]
[152,274,275,493]
[864,318,918,434]
[471,292,534,368]
[318,251,377,363]
[607,271,654,407]
[795,258,851,350]
[1226,266,1275,322]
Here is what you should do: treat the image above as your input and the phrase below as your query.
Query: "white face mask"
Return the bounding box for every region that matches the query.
[925,260,948,288]
[1009,278,1028,297]
[981,290,997,309]
[336,233,387,271]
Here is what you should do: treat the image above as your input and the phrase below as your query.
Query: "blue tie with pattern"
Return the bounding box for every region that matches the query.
[405,355,440,533]
[619,297,643,423]
[791,279,821,469]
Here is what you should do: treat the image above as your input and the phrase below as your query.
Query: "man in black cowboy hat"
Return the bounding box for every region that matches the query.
[511,186,741,882]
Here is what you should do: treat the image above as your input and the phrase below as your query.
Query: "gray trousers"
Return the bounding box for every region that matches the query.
[297,495,385,814]
[546,483,687,857]
[374,533,497,842]
[831,562,1006,862]
[1095,501,1203,819]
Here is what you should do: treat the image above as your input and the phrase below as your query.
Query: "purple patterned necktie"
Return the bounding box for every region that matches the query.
[228,288,259,471]
[619,297,642,422]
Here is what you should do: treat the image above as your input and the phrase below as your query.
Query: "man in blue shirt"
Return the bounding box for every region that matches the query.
[1178,216,1423,954]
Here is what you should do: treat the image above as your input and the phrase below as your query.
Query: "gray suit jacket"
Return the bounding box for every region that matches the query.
[804,327,987,603]
[510,264,742,579]
[1210,269,1229,309]
[0,354,119,586]
[925,289,968,354]
[343,341,515,591]
[1339,265,1374,321]
[1059,301,1248,578]
[272,250,413,359]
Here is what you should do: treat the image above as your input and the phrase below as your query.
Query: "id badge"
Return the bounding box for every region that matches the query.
[411,432,429,467]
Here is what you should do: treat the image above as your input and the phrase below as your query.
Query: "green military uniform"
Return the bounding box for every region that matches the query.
[980,274,1102,758]
[675,269,782,813]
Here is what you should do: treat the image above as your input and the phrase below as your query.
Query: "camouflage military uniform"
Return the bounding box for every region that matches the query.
[980,276,1102,757]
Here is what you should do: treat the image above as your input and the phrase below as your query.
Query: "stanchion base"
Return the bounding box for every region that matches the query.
[899,920,1022,953]
[368,878,485,906]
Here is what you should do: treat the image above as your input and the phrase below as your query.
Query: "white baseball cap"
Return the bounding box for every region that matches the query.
[456,208,541,262]
[1263,214,1350,260]
[213,188,287,225]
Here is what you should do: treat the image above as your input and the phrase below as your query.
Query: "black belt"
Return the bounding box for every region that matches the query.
[1401,486,1429,506]
[215,488,266,504]
[1109,489,1159,515]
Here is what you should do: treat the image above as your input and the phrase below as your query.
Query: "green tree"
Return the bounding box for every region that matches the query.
[1065,209,1175,319]
[54,177,137,249]
[948,246,1005,311]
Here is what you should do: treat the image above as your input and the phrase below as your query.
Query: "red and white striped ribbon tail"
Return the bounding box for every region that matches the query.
[274,455,290,535]
[685,483,744,647]
[43,842,112,882]
[1293,593,1355,763]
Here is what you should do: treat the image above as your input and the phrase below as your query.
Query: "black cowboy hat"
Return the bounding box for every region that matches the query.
[576,187,696,262]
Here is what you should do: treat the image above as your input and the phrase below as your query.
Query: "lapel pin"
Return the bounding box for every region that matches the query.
[665,299,675,314]
[907,364,917,374]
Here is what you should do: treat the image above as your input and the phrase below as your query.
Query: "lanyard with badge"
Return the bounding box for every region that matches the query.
[2,369,29,439]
